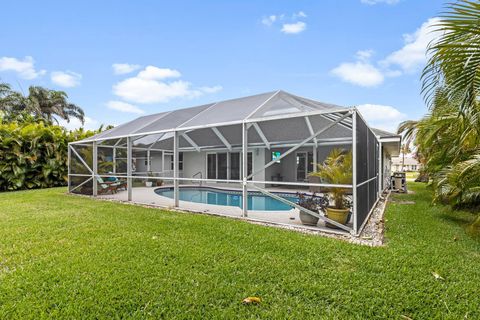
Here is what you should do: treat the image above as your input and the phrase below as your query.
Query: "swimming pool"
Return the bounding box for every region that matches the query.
[155,187,298,211]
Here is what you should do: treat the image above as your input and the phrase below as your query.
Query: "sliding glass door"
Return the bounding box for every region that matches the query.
[207,152,252,180]
[230,152,240,180]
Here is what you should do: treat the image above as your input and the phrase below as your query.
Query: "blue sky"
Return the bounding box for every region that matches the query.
[0,0,445,132]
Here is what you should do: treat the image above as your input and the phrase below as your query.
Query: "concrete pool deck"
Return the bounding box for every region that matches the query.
[97,185,352,235]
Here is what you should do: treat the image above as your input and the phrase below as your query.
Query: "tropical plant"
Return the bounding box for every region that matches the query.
[0,119,98,191]
[310,149,352,210]
[0,82,85,124]
[398,0,480,214]
[296,192,329,212]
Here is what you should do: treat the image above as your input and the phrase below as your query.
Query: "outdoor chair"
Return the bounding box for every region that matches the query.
[97,177,120,194]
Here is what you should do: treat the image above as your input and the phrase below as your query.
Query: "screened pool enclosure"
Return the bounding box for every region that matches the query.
[68,91,399,236]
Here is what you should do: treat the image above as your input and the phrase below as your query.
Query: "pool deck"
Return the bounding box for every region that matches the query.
[97,185,352,235]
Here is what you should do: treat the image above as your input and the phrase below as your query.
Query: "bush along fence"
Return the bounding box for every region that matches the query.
[0,121,96,191]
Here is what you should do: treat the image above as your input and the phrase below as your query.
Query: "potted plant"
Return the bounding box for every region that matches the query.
[310,148,352,226]
[296,192,329,226]
[145,171,153,187]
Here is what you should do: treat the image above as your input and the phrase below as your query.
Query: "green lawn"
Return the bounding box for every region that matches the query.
[0,183,479,319]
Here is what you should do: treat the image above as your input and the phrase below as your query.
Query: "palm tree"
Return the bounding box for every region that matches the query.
[397,0,480,212]
[26,86,85,124]
[0,84,84,125]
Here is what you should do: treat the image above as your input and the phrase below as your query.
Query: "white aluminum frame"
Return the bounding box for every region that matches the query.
[67,105,387,237]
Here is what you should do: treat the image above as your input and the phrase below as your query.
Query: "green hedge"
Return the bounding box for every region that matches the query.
[0,121,95,191]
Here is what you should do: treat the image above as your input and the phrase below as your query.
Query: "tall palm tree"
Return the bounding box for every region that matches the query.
[26,86,85,124]
[1,84,84,124]
[399,0,480,211]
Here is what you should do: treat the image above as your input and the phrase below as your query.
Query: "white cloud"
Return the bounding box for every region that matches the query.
[0,56,46,79]
[112,66,222,104]
[357,104,406,132]
[262,15,277,26]
[281,21,306,34]
[361,0,400,5]
[293,11,307,19]
[106,100,144,114]
[197,85,223,94]
[356,49,374,61]
[113,63,141,75]
[331,61,384,87]
[381,17,440,73]
[137,66,181,80]
[58,116,98,131]
[51,71,82,87]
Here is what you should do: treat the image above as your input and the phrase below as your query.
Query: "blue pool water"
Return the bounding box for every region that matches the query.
[155,187,298,211]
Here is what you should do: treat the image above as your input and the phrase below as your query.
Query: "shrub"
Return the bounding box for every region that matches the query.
[0,121,96,191]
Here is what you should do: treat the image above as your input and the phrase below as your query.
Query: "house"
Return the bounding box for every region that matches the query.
[392,156,421,172]
[68,90,401,235]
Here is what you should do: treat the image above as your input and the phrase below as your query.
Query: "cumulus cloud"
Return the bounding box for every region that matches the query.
[112,66,222,104]
[361,0,400,5]
[262,15,277,26]
[381,17,441,73]
[137,66,181,80]
[106,101,144,114]
[112,63,141,75]
[0,56,46,79]
[357,103,407,132]
[331,50,384,87]
[58,116,99,131]
[281,22,306,34]
[331,17,440,87]
[262,11,307,35]
[51,71,82,87]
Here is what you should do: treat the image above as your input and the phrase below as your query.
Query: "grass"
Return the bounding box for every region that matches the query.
[405,171,419,180]
[0,183,479,319]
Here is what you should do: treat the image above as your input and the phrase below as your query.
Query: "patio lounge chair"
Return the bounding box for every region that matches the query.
[104,176,127,191]
[97,177,120,194]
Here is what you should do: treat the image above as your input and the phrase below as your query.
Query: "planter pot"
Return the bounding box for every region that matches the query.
[299,210,320,226]
[325,207,350,227]
[145,181,153,187]
[156,180,163,187]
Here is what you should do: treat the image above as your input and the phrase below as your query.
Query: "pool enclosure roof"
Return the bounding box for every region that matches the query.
[77,90,352,145]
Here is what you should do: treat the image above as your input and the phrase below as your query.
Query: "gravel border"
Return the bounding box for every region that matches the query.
[67,191,390,247]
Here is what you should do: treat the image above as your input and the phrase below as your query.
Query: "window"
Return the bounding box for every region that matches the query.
[170,152,183,171]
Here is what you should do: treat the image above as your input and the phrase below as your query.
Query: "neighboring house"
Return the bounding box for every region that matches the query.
[69,90,401,235]
[392,156,421,172]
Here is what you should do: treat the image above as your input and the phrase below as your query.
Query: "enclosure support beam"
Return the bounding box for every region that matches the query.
[162,151,165,174]
[93,141,98,197]
[70,147,93,174]
[181,132,200,152]
[247,111,350,180]
[242,122,248,217]
[249,184,352,232]
[173,131,179,207]
[378,142,382,195]
[127,137,132,201]
[252,122,270,149]
[67,145,71,192]
[304,116,318,147]
[313,145,317,172]
[352,110,358,235]
[212,127,232,151]
[147,149,151,172]
[113,147,116,174]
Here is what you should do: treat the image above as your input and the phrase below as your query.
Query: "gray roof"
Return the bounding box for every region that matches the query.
[372,128,400,138]
[83,90,348,142]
